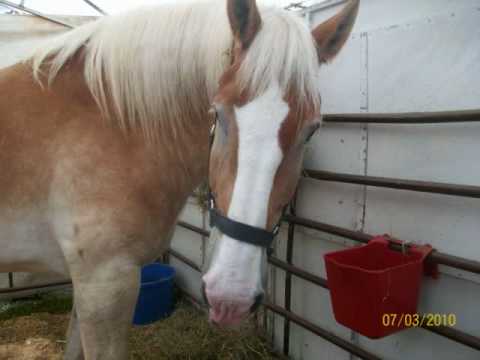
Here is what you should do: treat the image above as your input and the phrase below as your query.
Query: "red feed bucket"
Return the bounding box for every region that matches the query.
[324,236,434,338]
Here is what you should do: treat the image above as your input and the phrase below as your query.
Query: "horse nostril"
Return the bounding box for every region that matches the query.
[201,281,210,307]
[250,293,264,313]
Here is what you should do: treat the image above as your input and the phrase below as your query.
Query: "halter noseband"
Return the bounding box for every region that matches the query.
[207,106,282,252]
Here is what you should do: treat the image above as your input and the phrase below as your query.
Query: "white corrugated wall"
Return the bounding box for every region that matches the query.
[264,1,480,359]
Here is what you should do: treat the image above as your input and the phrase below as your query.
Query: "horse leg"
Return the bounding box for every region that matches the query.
[64,302,84,360]
[70,260,140,360]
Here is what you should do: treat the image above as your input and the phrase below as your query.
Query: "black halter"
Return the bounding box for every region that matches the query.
[207,106,282,252]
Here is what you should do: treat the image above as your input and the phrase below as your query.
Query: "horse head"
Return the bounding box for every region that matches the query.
[202,0,359,326]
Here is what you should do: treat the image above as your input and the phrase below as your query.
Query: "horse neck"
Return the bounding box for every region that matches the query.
[49,53,213,202]
[141,22,230,194]
[174,107,212,193]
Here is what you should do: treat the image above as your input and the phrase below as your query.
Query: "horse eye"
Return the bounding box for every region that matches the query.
[304,123,320,143]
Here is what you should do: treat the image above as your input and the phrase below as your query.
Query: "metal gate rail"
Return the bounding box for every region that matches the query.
[303,169,480,199]
[283,215,480,274]
[323,109,480,124]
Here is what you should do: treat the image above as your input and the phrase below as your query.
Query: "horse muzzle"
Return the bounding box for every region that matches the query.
[201,281,264,327]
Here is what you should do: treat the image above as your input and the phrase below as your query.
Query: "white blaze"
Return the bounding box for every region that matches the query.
[203,83,288,300]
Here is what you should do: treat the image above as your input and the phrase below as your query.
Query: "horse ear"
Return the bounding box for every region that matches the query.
[227,0,262,49]
[312,0,359,63]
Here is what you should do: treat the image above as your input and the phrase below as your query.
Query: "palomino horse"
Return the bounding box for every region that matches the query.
[0,0,358,358]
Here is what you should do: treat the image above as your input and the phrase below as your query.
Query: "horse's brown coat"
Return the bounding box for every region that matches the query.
[0,58,210,267]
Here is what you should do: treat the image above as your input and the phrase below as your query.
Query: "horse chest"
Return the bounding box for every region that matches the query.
[0,206,67,275]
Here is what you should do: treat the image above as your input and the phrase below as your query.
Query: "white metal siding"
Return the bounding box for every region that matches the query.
[266,1,480,359]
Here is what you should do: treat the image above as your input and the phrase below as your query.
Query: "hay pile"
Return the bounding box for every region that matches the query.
[0,312,67,360]
[0,338,63,360]
[130,303,274,360]
[0,293,278,360]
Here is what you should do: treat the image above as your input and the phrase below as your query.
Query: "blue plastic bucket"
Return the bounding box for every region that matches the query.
[133,263,176,325]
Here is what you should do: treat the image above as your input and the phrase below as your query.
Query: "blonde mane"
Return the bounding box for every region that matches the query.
[31,0,320,141]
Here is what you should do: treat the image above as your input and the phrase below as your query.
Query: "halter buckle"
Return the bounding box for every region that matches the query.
[208,106,218,140]
[273,224,281,236]
[209,122,216,138]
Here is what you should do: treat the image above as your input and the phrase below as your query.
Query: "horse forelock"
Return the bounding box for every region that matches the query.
[30,0,320,142]
[238,7,321,116]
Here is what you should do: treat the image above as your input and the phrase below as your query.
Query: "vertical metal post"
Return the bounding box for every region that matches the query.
[82,0,107,15]
[162,252,169,264]
[8,272,13,288]
[283,193,297,356]
[282,9,311,353]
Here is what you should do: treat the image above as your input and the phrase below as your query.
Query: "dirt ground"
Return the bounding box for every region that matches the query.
[0,295,277,360]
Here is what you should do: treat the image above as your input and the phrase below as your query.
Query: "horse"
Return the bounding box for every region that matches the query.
[0,0,358,358]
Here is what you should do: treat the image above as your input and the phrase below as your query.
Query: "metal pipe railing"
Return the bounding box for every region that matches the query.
[8,272,13,288]
[178,221,210,237]
[323,109,480,124]
[180,208,480,275]
[422,324,480,351]
[264,302,383,360]
[180,215,480,275]
[282,202,296,355]
[268,256,328,289]
[168,248,201,272]
[82,0,107,15]
[304,170,480,199]
[284,214,480,274]
[0,280,71,295]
